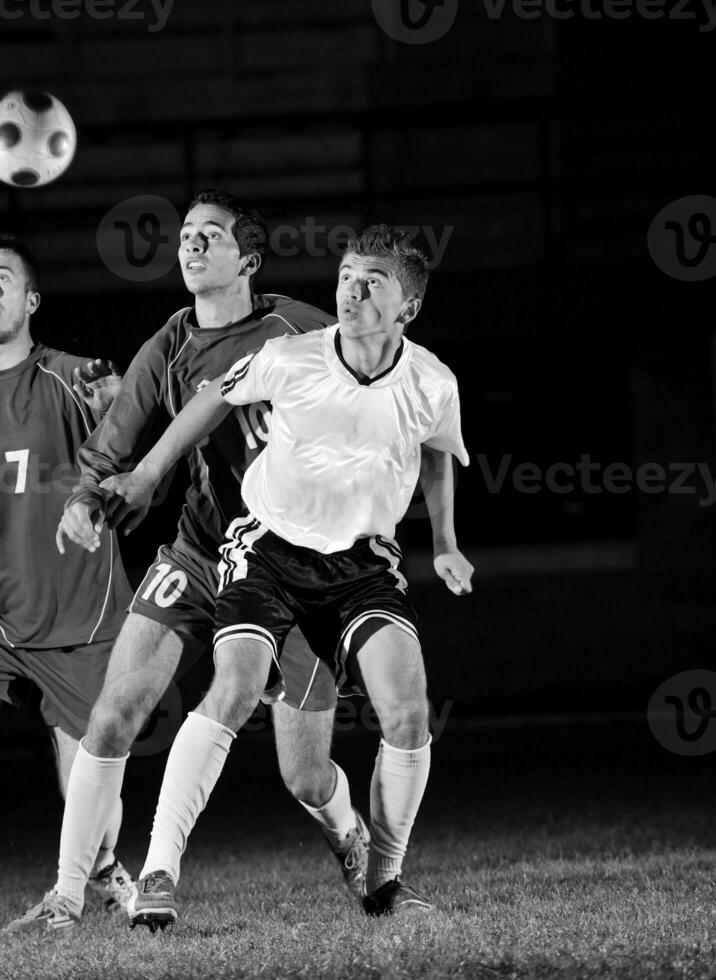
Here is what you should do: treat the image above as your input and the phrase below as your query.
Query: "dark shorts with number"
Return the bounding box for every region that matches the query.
[0,637,114,740]
[214,517,420,697]
[130,535,337,711]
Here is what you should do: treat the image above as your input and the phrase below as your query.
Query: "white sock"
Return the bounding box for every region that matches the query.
[140,712,236,884]
[366,737,431,893]
[91,797,123,875]
[298,762,356,845]
[56,741,128,912]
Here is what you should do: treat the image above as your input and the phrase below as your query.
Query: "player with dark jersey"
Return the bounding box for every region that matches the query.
[6,191,369,937]
[0,234,135,923]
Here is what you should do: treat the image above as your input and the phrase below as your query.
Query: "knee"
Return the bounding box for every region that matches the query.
[281,761,334,808]
[376,697,430,750]
[86,691,149,756]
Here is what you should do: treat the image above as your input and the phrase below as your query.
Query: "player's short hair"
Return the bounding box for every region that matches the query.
[343,224,430,301]
[0,233,40,292]
[188,188,268,280]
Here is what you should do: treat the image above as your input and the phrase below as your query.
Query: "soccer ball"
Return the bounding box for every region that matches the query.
[0,90,77,188]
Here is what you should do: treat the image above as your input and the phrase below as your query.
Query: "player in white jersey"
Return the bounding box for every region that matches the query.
[105,224,474,922]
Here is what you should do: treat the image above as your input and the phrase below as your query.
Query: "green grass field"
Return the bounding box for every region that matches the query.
[1,717,716,979]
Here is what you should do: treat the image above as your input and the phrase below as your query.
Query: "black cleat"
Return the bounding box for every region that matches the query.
[362,877,433,917]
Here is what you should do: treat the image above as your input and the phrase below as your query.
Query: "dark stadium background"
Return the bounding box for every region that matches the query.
[0,2,714,740]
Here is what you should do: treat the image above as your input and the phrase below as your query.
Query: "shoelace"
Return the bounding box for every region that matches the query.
[143,874,169,893]
[343,829,368,871]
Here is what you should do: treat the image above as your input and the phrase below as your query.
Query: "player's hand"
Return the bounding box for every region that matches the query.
[73,359,122,415]
[434,550,474,596]
[100,468,156,535]
[56,499,106,554]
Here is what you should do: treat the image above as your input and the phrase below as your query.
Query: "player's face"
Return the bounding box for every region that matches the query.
[179,204,249,296]
[0,250,38,345]
[336,253,420,340]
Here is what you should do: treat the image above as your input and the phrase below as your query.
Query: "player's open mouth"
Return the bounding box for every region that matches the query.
[185,262,206,273]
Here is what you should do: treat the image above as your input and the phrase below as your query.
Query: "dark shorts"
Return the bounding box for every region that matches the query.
[214,517,419,696]
[129,537,337,712]
[0,637,114,740]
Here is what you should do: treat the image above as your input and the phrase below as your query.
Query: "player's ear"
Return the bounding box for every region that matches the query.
[26,290,40,316]
[239,252,262,279]
[397,297,421,326]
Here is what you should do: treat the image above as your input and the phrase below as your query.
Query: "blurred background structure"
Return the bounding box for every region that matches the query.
[0,0,714,719]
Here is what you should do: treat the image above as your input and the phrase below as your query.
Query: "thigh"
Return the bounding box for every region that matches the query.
[97,613,184,711]
[354,625,427,707]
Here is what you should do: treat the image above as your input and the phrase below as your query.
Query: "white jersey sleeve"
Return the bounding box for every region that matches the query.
[423,381,470,466]
[220,338,284,406]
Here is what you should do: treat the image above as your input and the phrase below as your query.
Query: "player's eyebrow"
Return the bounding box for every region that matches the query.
[180,220,228,232]
[0,265,17,275]
[339,263,390,279]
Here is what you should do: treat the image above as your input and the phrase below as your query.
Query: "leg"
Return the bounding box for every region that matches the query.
[136,638,271,895]
[273,700,336,807]
[273,700,369,899]
[356,624,432,913]
[55,615,184,912]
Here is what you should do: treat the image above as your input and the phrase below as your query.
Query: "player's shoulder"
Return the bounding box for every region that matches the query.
[407,337,459,388]
[131,306,193,365]
[257,293,334,335]
[34,345,86,386]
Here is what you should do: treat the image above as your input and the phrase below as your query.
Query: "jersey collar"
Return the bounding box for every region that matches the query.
[325,324,410,388]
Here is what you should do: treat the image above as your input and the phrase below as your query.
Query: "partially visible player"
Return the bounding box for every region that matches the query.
[105,224,473,924]
[0,234,135,930]
[5,191,370,937]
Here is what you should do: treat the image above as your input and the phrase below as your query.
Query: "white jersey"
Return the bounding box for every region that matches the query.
[220,323,469,554]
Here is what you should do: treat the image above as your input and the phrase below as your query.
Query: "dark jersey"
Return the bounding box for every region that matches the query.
[76,294,334,559]
[0,345,133,649]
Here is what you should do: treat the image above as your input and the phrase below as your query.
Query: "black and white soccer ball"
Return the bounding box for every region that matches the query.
[0,90,77,188]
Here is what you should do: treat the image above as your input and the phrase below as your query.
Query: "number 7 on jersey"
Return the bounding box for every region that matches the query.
[5,449,29,494]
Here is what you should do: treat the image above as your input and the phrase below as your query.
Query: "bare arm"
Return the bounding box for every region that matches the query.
[419,446,474,595]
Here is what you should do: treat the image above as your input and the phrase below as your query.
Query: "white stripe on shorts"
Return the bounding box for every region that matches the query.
[217,516,267,592]
[368,536,408,593]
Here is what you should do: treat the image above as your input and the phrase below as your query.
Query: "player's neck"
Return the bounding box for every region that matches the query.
[193,290,254,330]
[0,329,32,371]
[338,330,402,380]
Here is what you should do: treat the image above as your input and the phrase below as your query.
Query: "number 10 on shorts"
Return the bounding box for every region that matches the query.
[141,562,188,608]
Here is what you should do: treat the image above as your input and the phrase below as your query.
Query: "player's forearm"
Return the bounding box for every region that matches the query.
[420,447,458,554]
[137,377,230,484]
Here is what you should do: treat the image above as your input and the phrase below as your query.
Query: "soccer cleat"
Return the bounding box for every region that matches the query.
[4,891,80,937]
[127,870,177,933]
[87,859,136,912]
[322,807,370,901]
[362,877,433,917]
